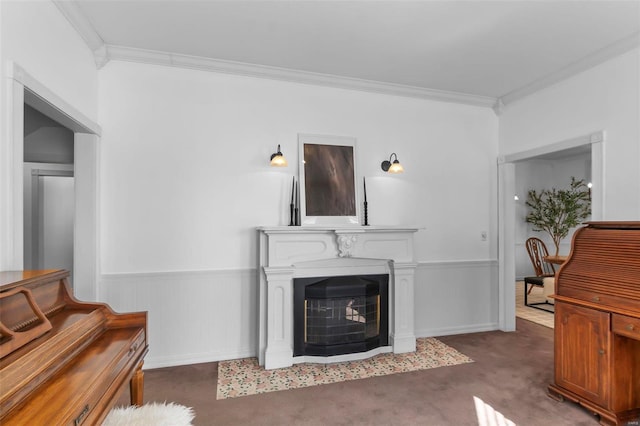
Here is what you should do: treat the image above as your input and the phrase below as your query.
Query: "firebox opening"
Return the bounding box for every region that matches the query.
[293,274,389,357]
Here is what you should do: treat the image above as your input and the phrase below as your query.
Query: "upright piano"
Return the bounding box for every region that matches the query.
[0,270,148,425]
[548,222,640,425]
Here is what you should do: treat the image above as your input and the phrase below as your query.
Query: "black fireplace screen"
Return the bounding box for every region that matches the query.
[294,274,389,357]
[305,295,379,345]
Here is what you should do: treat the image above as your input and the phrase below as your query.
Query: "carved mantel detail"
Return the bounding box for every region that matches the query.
[336,234,357,257]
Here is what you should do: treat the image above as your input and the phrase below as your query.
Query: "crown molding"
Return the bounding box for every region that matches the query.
[498,31,640,108]
[53,0,104,52]
[52,0,495,107]
[54,0,637,110]
[51,0,492,106]
[100,45,497,108]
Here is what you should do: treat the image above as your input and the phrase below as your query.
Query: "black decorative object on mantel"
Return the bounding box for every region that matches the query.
[289,176,295,226]
[295,179,300,226]
[363,177,369,226]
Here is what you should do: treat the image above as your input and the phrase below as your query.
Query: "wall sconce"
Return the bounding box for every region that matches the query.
[587,182,592,200]
[270,144,288,167]
[381,152,404,173]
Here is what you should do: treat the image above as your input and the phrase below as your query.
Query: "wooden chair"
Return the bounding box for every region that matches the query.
[524,237,555,311]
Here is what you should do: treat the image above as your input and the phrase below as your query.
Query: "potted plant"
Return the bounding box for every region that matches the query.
[525,177,591,256]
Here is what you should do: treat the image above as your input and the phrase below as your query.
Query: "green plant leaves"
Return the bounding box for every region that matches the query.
[525,177,591,255]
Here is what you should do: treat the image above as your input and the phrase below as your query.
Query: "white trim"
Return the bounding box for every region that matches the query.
[100,260,496,280]
[497,132,605,333]
[492,98,505,116]
[1,76,25,270]
[499,32,640,107]
[74,133,100,301]
[298,134,360,226]
[52,0,104,52]
[100,267,256,281]
[591,141,604,220]
[415,322,500,339]
[55,0,639,109]
[3,62,101,303]
[418,259,497,268]
[498,131,604,164]
[9,62,102,136]
[26,166,74,270]
[145,348,256,370]
[103,45,497,107]
[498,162,516,332]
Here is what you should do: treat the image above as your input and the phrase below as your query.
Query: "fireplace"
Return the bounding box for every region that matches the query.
[258,226,418,370]
[293,274,389,357]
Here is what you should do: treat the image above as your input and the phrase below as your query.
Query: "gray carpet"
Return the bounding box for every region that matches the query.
[117,319,598,425]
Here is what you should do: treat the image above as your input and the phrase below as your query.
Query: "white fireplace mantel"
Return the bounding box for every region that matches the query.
[257,226,419,369]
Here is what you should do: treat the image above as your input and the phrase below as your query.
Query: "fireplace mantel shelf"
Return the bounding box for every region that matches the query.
[258,225,421,234]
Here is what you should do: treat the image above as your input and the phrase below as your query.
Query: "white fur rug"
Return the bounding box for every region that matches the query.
[102,402,195,426]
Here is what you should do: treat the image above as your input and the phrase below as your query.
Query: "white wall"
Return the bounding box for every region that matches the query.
[0,1,98,121]
[98,61,499,367]
[500,48,640,220]
[0,0,98,270]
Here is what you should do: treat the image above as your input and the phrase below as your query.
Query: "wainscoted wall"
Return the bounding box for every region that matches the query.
[100,259,498,369]
[414,260,499,337]
[100,269,257,369]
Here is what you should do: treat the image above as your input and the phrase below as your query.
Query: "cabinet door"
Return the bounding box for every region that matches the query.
[555,301,610,406]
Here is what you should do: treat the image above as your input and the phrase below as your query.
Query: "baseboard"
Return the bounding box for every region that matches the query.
[144,348,256,370]
[415,322,500,338]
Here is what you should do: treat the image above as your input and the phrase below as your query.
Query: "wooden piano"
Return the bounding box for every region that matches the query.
[0,269,148,425]
[548,222,640,425]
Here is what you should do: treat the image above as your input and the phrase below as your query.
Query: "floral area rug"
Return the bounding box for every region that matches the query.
[216,338,473,399]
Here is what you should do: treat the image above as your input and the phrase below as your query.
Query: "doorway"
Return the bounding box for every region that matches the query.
[23,104,76,283]
[497,131,604,332]
[3,62,101,301]
[513,145,593,280]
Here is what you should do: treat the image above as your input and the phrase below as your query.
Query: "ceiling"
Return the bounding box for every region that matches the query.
[57,0,640,107]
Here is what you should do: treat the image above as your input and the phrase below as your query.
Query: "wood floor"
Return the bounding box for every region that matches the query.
[516,280,555,329]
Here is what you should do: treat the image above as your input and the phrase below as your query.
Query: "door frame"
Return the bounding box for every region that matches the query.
[497,131,604,331]
[3,61,101,300]
[24,165,74,271]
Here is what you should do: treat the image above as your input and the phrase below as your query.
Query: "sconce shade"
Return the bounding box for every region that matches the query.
[381,152,404,173]
[270,144,288,167]
[388,161,404,173]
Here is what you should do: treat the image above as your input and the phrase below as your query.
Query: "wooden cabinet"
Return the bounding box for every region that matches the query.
[548,222,640,426]
[554,302,610,406]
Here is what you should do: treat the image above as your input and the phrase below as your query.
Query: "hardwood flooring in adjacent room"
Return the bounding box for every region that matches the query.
[515,280,555,329]
[116,319,596,425]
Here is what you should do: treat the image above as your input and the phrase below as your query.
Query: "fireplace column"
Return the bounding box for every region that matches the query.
[263,266,295,370]
[390,262,418,353]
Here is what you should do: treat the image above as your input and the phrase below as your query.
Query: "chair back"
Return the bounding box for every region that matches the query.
[525,237,555,277]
